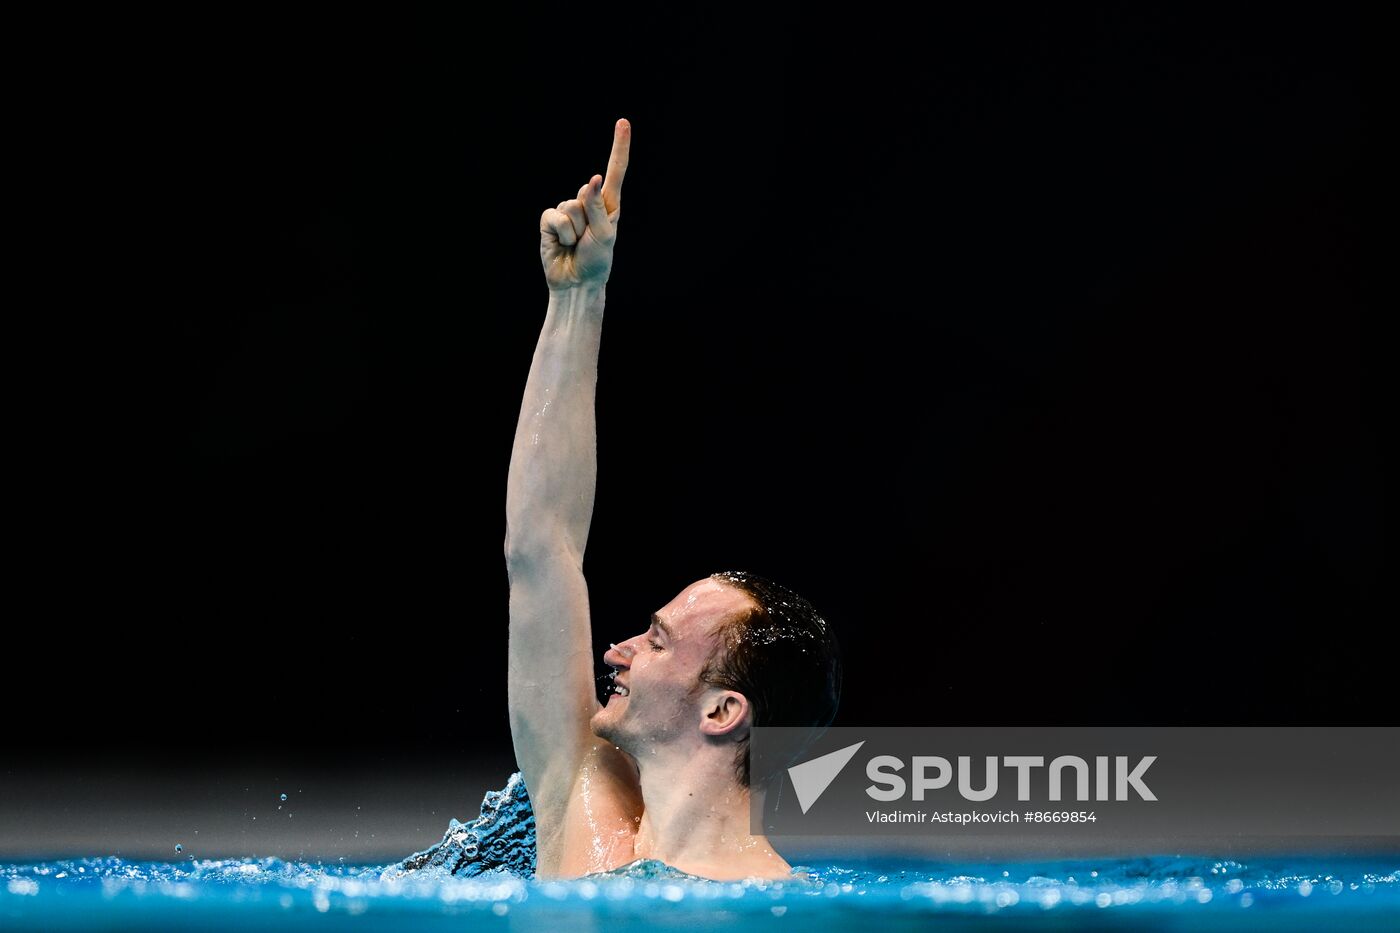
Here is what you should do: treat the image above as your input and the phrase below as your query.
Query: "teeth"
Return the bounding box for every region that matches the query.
[616,686,629,696]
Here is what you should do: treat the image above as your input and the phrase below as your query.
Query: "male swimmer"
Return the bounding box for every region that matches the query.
[505,118,842,881]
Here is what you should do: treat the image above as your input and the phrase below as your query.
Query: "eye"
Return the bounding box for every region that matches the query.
[648,638,663,651]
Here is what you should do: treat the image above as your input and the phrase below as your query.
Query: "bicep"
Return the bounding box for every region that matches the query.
[506,552,603,809]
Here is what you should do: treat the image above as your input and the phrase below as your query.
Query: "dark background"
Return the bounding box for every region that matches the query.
[7,7,1378,860]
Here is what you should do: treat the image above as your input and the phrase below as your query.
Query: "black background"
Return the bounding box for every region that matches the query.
[15,4,1377,794]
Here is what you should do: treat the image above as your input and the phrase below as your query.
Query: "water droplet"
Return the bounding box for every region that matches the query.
[280,793,288,802]
[175,844,183,853]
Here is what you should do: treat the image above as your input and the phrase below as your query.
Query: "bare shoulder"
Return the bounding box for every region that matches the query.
[533,737,644,878]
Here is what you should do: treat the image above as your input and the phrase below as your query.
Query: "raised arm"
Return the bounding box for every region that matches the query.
[504,119,638,874]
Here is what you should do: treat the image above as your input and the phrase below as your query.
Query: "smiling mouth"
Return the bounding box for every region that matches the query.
[605,670,630,700]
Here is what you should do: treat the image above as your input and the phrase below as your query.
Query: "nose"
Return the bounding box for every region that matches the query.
[603,640,633,670]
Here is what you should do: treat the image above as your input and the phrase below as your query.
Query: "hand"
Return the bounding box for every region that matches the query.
[539,118,631,292]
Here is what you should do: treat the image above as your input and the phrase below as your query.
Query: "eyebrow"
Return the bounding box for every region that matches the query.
[650,613,675,641]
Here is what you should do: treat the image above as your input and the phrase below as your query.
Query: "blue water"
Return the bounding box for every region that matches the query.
[6,852,1399,931]
[4,773,1397,931]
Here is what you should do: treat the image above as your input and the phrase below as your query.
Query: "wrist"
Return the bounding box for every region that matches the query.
[548,283,607,310]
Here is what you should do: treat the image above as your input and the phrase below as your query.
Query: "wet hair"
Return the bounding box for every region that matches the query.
[695,569,843,789]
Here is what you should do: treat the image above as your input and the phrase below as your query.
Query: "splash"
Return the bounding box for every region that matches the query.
[384,771,537,879]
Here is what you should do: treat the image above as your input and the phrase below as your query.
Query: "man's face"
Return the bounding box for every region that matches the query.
[590,578,754,753]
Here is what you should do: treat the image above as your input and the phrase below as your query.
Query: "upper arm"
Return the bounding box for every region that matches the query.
[505,547,641,874]
[506,548,599,795]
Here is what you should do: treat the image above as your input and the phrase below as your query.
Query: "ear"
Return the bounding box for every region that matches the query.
[699,691,750,738]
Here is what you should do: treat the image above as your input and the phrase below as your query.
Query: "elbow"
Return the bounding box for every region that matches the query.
[504,526,583,574]
[504,526,529,574]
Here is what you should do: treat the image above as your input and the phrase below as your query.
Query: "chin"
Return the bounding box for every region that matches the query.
[589,708,614,741]
[591,707,634,750]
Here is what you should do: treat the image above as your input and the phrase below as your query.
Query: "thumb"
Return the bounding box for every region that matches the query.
[582,174,611,234]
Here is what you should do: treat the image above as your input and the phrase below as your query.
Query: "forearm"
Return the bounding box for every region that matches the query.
[504,284,607,563]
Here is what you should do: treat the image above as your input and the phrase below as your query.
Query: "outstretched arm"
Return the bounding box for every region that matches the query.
[506,118,628,559]
[504,119,639,876]
[503,281,606,564]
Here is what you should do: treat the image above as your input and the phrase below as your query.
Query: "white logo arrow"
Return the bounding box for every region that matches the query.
[788,741,865,814]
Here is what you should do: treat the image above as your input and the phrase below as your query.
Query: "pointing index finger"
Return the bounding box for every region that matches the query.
[601,118,630,213]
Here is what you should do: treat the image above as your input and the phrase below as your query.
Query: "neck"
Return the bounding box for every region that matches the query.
[629,743,790,880]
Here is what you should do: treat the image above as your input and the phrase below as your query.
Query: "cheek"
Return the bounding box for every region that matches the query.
[657,654,704,694]
[640,655,685,691]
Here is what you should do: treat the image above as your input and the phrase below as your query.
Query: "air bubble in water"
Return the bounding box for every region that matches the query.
[175,844,183,853]
[281,794,288,801]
